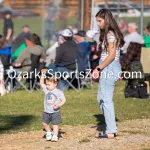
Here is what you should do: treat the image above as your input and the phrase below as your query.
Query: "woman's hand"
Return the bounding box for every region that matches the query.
[92,67,100,79]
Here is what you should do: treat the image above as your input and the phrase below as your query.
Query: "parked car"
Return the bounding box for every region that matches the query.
[0,4,38,19]
[91,1,150,29]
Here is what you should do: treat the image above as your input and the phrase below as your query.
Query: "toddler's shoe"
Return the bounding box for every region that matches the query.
[46,131,52,141]
[51,135,58,142]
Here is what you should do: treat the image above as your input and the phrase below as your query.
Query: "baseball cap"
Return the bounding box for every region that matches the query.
[72,29,78,34]
[75,30,86,37]
[61,29,73,37]
[92,28,99,34]
[86,30,96,39]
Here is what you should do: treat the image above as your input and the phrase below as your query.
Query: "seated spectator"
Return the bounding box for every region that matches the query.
[74,30,91,54]
[85,29,98,69]
[0,35,11,93]
[0,35,7,75]
[74,30,86,42]
[120,42,145,72]
[121,22,144,54]
[12,25,30,52]
[12,25,31,60]
[86,29,97,50]
[48,29,80,91]
[45,30,64,67]
[13,33,46,71]
[45,42,59,67]
[0,35,10,70]
[144,25,150,48]
[0,35,8,50]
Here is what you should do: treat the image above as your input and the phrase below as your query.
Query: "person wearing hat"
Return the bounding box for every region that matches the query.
[121,22,144,54]
[74,30,91,54]
[86,29,98,52]
[3,10,14,46]
[85,30,99,70]
[74,30,86,43]
[48,28,80,91]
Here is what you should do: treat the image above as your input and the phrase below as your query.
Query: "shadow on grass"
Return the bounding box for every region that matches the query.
[0,115,35,134]
[93,114,119,131]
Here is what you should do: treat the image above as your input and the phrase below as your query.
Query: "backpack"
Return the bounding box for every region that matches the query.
[127,61,144,79]
[124,81,148,99]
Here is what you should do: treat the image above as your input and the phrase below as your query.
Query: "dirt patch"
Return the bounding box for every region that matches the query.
[0,119,150,150]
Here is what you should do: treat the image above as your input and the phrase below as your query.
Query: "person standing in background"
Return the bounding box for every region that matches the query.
[45,0,58,46]
[3,10,14,46]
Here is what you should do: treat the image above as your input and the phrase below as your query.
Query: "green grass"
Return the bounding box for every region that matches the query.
[0,17,42,37]
[0,16,77,38]
[0,16,77,47]
[119,16,150,35]
[0,81,150,134]
[0,16,149,40]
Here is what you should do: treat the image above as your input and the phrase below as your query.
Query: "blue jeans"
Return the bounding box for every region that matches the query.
[45,21,56,42]
[97,59,122,134]
[48,63,71,91]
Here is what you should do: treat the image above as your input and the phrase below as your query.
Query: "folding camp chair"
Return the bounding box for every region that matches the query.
[0,46,13,92]
[0,46,30,92]
[28,54,42,91]
[15,54,44,92]
[64,50,93,91]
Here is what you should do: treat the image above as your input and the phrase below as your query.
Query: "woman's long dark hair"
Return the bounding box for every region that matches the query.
[96,9,124,51]
[0,35,8,49]
[26,33,42,46]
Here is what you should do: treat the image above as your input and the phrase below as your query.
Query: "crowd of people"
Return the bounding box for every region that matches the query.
[0,7,150,92]
[0,6,150,142]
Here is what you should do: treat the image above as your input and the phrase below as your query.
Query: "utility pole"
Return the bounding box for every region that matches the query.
[83,0,92,30]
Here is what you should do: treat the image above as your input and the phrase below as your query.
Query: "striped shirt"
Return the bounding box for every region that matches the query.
[101,31,120,61]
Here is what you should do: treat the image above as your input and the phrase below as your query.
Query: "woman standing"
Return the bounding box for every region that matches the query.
[93,9,124,138]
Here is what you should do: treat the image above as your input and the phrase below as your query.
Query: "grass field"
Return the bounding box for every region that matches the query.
[0,16,77,40]
[0,81,150,134]
[0,16,150,134]
[0,16,149,41]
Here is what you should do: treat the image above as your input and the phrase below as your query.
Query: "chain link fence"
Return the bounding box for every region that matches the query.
[1,0,150,46]
[0,0,81,47]
[91,0,150,36]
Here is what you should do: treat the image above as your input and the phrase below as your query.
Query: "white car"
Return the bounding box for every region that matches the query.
[91,1,150,29]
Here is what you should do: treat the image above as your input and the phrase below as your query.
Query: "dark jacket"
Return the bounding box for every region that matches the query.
[55,40,79,70]
[12,32,30,53]
[120,42,145,70]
